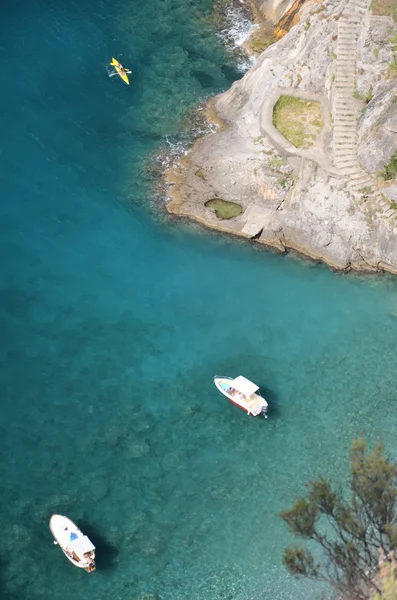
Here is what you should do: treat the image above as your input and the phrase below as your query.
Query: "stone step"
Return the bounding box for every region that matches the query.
[348,179,374,190]
[350,171,371,181]
[334,122,357,128]
[334,135,357,141]
[334,146,357,153]
[334,130,357,136]
[334,93,355,99]
[336,161,357,169]
[337,43,358,49]
[334,153,357,160]
[341,14,361,22]
[383,208,396,217]
[337,54,358,60]
[335,154,357,160]
[334,138,356,143]
[335,76,355,82]
[349,6,366,13]
[334,95,355,100]
[335,140,357,146]
[335,158,357,165]
[344,7,366,14]
[340,167,362,176]
[335,155,357,161]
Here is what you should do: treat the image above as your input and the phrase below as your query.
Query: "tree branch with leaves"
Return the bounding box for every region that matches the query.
[280,439,397,600]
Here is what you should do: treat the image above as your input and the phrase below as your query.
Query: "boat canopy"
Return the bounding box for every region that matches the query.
[232,376,259,397]
[69,535,95,555]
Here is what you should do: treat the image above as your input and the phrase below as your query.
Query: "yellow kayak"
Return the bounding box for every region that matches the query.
[110,57,130,85]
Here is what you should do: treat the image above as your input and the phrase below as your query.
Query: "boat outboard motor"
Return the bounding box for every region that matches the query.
[261,406,268,418]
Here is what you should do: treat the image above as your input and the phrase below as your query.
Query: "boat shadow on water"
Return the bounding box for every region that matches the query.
[78,522,119,572]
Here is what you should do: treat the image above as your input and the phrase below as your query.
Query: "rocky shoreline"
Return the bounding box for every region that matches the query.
[164,0,397,274]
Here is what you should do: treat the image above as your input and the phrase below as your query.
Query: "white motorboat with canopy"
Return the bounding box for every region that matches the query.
[214,375,268,417]
[50,514,96,573]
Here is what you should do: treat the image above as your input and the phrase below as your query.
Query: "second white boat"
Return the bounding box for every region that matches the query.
[50,514,96,573]
[214,375,268,417]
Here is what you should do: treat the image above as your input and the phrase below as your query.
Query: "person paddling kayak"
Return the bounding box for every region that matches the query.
[109,57,131,84]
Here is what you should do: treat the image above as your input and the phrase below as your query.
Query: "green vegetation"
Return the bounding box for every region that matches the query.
[195,170,206,180]
[277,177,292,189]
[247,22,276,55]
[389,59,397,77]
[272,95,324,148]
[388,35,397,77]
[205,198,243,219]
[371,0,397,21]
[359,186,373,195]
[354,88,374,103]
[281,438,397,600]
[383,152,397,180]
[268,156,287,169]
[374,47,379,59]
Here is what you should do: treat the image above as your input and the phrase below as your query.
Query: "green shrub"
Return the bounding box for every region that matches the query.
[383,152,397,180]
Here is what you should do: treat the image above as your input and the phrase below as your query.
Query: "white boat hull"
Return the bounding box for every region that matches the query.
[214,376,268,417]
[50,514,96,572]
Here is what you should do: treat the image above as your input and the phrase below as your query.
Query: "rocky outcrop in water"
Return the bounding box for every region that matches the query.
[165,0,397,273]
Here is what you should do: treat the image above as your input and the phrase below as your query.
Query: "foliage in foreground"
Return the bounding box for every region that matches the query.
[280,439,397,600]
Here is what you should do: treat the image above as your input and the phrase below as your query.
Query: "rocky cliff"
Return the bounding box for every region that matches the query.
[165,0,397,273]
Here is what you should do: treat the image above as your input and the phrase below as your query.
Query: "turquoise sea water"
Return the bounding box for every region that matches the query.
[1,0,397,598]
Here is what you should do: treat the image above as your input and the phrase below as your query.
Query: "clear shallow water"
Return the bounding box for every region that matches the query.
[1,0,397,598]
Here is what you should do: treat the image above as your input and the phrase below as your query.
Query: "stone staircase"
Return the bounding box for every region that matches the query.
[332,0,396,219]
